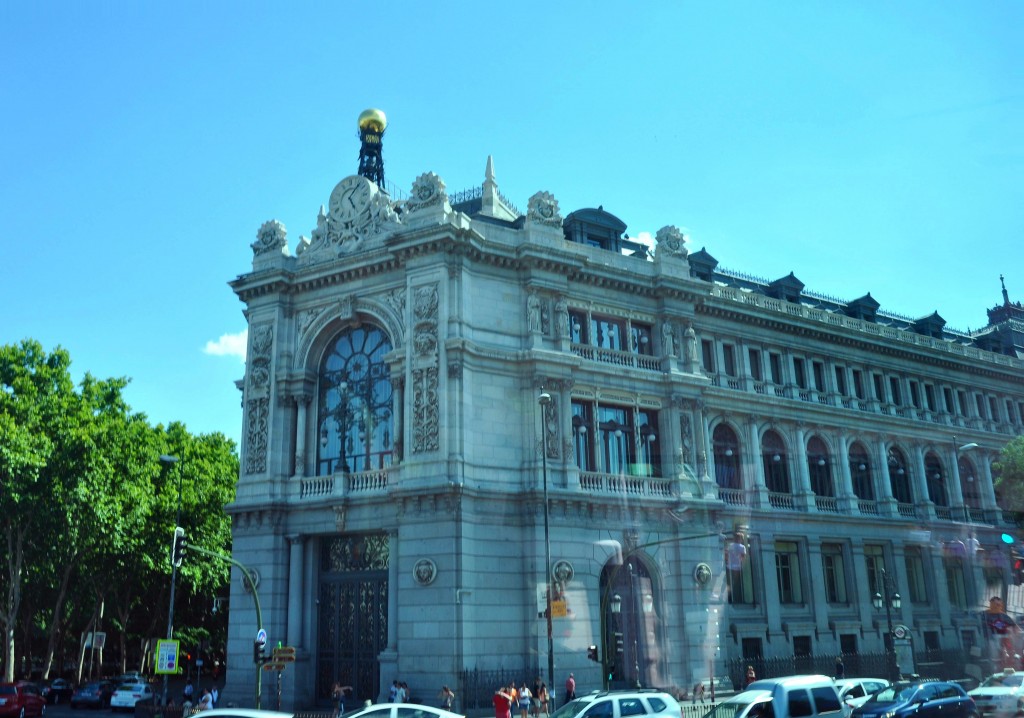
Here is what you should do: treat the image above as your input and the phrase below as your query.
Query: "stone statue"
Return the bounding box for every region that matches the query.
[527,291,542,333]
[683,322,698,373]
[555,296,569,337]
[662,321,675,357]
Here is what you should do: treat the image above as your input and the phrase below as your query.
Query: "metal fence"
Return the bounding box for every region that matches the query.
[724,649,970,691]
[458,666,537,713]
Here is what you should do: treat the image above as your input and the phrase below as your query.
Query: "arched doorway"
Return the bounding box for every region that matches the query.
[317,534,389,706]
[600,557,661,689]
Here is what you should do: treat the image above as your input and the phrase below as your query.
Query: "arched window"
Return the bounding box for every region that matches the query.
[959,456,982,510]
[762,430,790,495]
[887,447,912,504]
[713,424,742,491]
[925,451,947,507]
[317,325,394,475]
[807,436,833,497]
[848,442,874,500]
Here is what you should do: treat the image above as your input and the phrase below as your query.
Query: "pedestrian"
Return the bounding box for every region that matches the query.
[531,677,543,717]
[389,681,400,703]
[197,688,213,711]
[538,683,549,718]
[210,685,219,709]
[518,683,532,718]
[400,682,410,703]
[493,684,513,718]
[438,685,455,711]
[692,682,705,704]
[745,666,757,687]
[834,657,845,680]
[183,679,195,706]
[333,682,352,717]
[564,673,575,705]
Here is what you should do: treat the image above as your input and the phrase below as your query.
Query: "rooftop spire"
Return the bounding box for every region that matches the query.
[1001,274,1010,306]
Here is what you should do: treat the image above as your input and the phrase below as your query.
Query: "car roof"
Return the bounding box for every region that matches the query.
[723,690,774,703]
[191,710,293,718]
[749,675,837,688]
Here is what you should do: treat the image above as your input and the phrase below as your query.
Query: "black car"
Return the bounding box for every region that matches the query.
[70,681,115,709]
[42,678,74,704]
[853,681,978,718]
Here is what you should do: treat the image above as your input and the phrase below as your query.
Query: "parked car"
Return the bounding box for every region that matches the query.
[700,689,774,718]
[744,675,846,718]
[968,671,1024,718]
[198,711,293,718]
[0,681,47,718]
[109,682,154,712]
[70,681,115,709]
[549,690,683,718]
[41,679,74,705]
[852,681,978,718]
[834,679,889,710]
[345,705,464,718]
[111,673,145,686]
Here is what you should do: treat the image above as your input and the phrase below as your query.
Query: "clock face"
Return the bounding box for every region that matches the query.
[329,176,374,225]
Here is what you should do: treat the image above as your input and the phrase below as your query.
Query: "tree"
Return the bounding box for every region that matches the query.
[994,435,1024,525]
[0,340,238,681]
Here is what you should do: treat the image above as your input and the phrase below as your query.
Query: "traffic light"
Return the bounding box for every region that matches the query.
[1013,552,1024,586]
[253,640,265,665]
[587,645,599,662]
[614,632,624,654]
[172,527,186,567]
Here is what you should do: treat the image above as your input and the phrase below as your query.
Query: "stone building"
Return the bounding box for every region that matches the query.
[222,122,1024,709]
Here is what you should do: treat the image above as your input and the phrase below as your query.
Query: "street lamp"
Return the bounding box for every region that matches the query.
[871,568,901,683]
[538,391,555,697]
[159,453,180,706]
[953,438,979,520]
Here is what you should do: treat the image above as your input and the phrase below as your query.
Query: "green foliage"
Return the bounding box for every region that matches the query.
[0,339,238,680]
[994,435,1024,524]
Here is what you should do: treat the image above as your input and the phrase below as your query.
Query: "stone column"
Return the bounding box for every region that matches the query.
[946,444,966,518]
[387,529,399,652]
[748,417,769,508]
[286,534,305,647]
[912,444,936,520]
[292,396,310,479]
[794,424,815,510]
[874,438,898,517]
[836,433,857,513]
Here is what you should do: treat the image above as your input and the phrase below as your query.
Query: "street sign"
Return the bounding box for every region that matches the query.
[273,646,296,662]
[551,600,568,618]
[262,662,287,672]
[255,628,268,648]
[154,639,180,675]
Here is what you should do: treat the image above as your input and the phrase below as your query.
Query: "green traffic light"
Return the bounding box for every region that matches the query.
[1002,533,1015,545]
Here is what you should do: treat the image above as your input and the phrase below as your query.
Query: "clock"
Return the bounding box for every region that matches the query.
[329,175,374,225]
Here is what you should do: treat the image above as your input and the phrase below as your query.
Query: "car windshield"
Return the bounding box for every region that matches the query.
[981,674,1024,688]
[702,698,769,718]
[869,685,919,703]
[0,686,15,695]
[550,698,594,718]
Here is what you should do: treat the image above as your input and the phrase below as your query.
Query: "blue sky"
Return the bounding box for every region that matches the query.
[2,2,1021,447]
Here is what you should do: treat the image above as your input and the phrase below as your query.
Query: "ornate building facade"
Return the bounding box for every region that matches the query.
[223,149,1024,708]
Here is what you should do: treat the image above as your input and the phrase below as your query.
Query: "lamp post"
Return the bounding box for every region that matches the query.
[538,391,555,697]
[952,437,979,521]
[159,453,181,707]
[871,568,901,683]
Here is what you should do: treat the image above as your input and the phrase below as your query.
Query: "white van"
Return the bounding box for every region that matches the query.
[701,675,846,718]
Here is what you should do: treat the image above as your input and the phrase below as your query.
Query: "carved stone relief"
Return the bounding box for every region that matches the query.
[654,225,689,258]
[252,220,289,257]
[412,284,440,454]
[526,191,562,228]
[244,324,274,475]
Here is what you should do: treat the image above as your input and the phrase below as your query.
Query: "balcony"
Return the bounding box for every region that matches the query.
[298,467,390,499]
[579,471,675,498]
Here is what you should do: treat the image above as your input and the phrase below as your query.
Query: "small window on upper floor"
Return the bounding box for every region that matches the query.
[569,310,588,344]
[701,340,715,373]
[793,357,807,390]
[957,390,968,415]
[943,387,955,413]
[592,315,625,351]
[769,353,783,384]
[1007,399,1018,424]
[749,349,763,381]
[873,374,885,401]
[925,385,936,412]
[631,323,653,356]
[889,377,902,406]
[723,344,737,377]
[853,370,865,399]
[976,393,988,419]
[834,366,847,396]
[812,361,825,392]
[909,381,921,409]
[989,396,999,421]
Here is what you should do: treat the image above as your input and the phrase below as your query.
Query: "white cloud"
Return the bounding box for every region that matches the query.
[203,329,248,362]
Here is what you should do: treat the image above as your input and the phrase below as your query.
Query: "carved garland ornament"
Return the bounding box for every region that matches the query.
[527,191,562,227]
[244,325,274,474]
[412,284,440,454]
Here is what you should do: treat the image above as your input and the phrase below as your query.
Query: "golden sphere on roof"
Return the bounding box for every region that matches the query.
[358,108,387,133]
